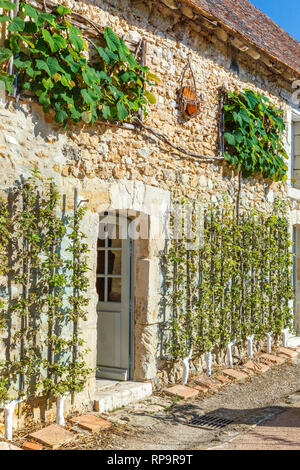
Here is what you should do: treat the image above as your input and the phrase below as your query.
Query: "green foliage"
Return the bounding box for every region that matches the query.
[223,89,288,181]
[0,173,91,403]
[164,199,294,361]
[0,1,158,126]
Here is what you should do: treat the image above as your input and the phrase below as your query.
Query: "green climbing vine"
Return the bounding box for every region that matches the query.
[164,198,294,361]
[223,89,288,181]
[0,0,158,126]
[0,172,91,404]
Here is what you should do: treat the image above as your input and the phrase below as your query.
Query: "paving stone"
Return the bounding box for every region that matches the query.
[69,414,112,432]
[194,385,209,393]
[277,347,298,358]
[30,424,74,449]
[259,358,273,366]
[0,441,22,450]
[241,367,255,375]
[193,375,222,390]
[260,353,286,364]
[223,369,249,381]
[215,375,231,385]
[243,361,270,373]
[22,441,43,450]
[164,384,199,399]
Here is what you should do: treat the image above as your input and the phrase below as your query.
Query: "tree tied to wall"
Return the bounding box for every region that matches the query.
[0,172,92,404]
[0,0,158,126]
[223,89,288,181]
[164,198,294,362]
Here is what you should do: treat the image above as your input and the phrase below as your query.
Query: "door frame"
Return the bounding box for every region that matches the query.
[96,212,135,381]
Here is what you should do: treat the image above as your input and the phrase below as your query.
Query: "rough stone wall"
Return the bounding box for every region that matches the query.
[0,0,297,428]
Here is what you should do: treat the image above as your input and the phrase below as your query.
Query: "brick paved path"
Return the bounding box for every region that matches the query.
[215,404,300,450]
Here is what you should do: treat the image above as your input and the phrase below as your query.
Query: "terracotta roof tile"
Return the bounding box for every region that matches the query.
[181,0,300,75]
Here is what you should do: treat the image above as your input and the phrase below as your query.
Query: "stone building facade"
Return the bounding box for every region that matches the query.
[0,0,300,426]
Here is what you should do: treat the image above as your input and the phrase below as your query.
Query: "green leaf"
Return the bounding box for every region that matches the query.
[81,88,97,106]
[56,5,71,16]
[35,59,51,76]
[240,108,250,123]
[36,12,56,27]
[0,0,16,10]
[0,14,10,22]
[82,66,98,86]
[0,47,12,64]
[0,72,14,93]
[97,46,117,65]
[104,27,121,52]
[116,101,128,121]
[224,132,236,146]
[62,54,81,73]
[23,21,38,33]
[146,71,160,83]
[38,91,51,106]
[42,29,65,53]
[69,26,84,52]
[26,66,41,78]
[55,107,68,123]
[52,33,67,51]
[24,4,39,22]
[244,90,258,109]
[69,104,81,121]
[120,71,130,83]
[7,17,25,32]
[42,77,54,90]
[13,56,30,69]
[47,57,65,77]
[144,89,156,104]
[101,104,111,119]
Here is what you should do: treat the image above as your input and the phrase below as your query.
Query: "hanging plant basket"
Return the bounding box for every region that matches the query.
[179,57,203,119]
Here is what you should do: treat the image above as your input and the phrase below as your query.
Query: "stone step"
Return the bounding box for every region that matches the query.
[94,381,152,413]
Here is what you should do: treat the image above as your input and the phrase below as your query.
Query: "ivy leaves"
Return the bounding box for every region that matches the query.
[223,89,288,181]
[0,2,157,126]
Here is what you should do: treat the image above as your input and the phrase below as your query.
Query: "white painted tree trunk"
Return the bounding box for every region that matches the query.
[181,350,193,385]
[227,340,236,367]
[267,332,273,353]
[56,393,70,426]
[4,400,19,441]
[247,335,255,359]
[205,351,212,376]
[282,328,289,348]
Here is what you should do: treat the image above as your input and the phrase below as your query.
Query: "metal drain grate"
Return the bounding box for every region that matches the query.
[186,414,233,430]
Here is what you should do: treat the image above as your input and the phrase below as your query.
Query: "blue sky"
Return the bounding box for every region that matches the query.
[251,0,300,41]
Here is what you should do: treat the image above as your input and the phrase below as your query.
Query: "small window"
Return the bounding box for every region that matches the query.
[96,214,122,304]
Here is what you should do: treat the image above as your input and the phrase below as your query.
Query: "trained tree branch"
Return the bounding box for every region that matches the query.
[134,118,224,161]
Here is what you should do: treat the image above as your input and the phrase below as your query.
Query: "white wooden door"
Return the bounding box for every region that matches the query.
[96,215,132,380]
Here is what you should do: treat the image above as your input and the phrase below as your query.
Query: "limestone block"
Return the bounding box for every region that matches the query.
[161,0,178,10]
[181,5,194,19]
[134,323,160,381]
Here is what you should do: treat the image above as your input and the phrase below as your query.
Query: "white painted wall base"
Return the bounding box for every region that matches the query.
[95,380,152,413]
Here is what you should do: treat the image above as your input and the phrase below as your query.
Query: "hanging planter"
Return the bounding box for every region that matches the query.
[179,56,203,119]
